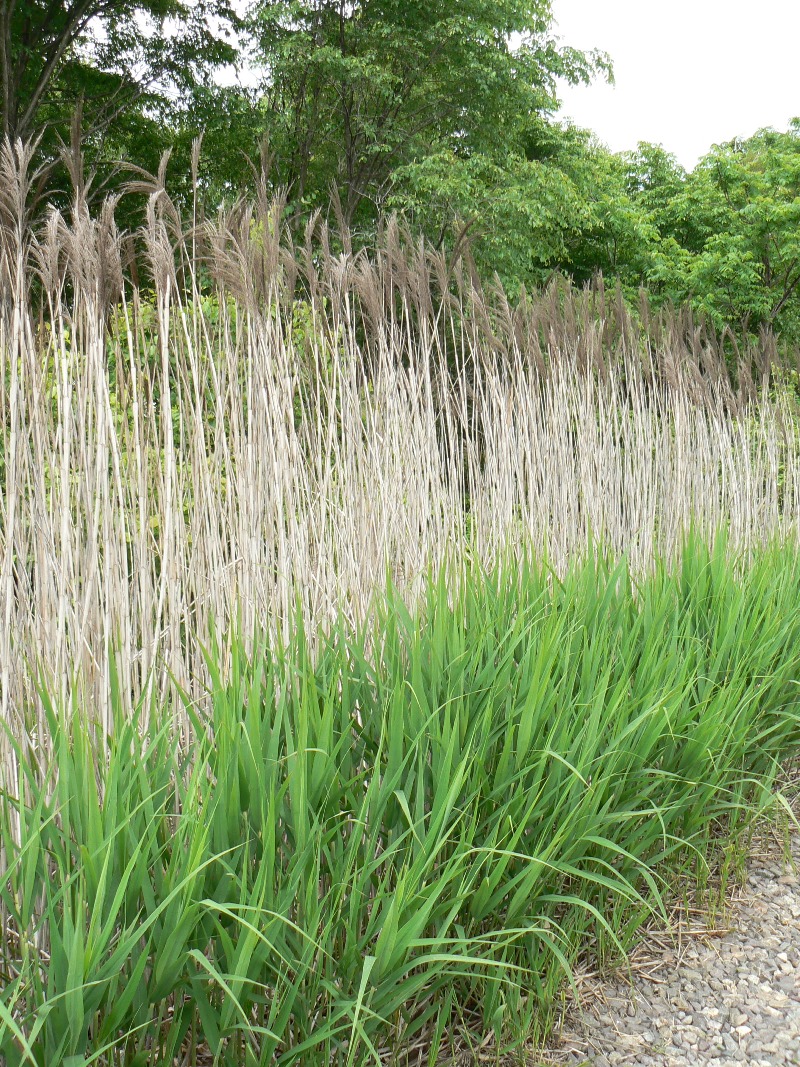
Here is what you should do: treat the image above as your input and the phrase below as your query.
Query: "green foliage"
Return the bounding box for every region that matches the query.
[2,539,800,1064]
[250,0,611,229]
[623,142,689,244]
[9,0,800,351]
[0,0,241,219]
[626,123,800,342]
[389,128,669,296]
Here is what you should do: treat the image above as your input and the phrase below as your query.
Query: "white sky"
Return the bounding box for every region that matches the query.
[552,0,800,170]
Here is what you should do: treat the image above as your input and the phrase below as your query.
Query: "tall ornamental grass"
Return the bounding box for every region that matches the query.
[1,140,800,1063]
[1,138,800,749]
[1,539,799,1065]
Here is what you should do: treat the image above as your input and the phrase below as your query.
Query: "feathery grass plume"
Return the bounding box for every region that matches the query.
[1,137,800,1063]
[0,139,799,743]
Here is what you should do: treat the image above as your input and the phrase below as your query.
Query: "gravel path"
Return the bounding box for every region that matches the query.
[548,818,800,1067]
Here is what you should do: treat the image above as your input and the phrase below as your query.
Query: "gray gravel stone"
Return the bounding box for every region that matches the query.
[546,817,800,1066]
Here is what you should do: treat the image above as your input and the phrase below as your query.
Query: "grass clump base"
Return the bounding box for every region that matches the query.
[1,537,800,1066]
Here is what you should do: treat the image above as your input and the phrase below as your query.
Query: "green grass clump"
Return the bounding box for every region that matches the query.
[1,537,800,1066]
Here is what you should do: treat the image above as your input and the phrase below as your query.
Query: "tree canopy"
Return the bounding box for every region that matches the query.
[0,0,240,165]
[249,0,611,228]
[616,123,800,341]
[3,0,800,346]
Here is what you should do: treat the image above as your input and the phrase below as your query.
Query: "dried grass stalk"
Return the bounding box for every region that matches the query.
[1,146,799,762]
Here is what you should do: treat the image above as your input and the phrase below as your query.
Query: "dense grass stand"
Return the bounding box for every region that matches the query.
[0,142,799,1064]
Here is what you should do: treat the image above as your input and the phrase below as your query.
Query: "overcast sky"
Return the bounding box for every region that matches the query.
[551,0,800,170]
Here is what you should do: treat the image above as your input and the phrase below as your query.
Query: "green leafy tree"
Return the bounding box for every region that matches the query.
[625,125,800,341]
[389,122,665,295]
[251,0,611,230]
[549,136,660,288]
[685,124,800,336]
[622,142,698,251]
[0,0,240,177]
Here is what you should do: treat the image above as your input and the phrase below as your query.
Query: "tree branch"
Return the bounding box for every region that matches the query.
[15,0,115,139]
